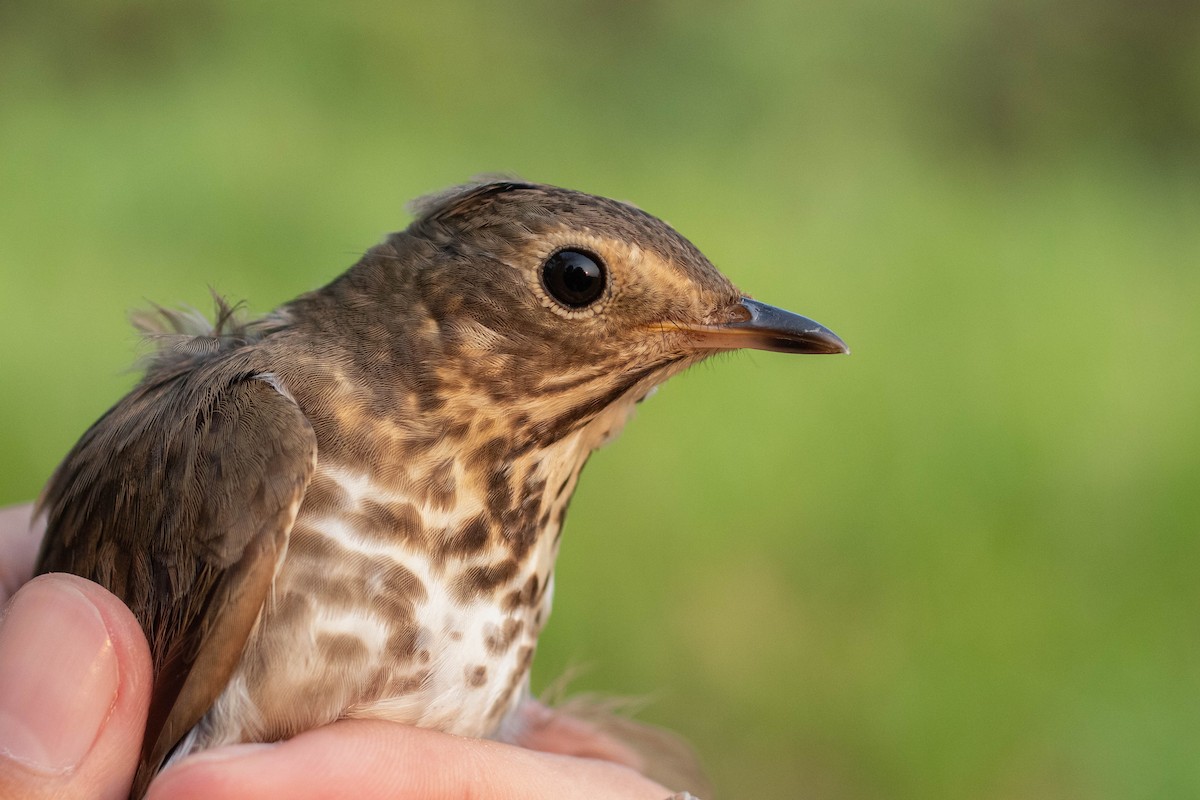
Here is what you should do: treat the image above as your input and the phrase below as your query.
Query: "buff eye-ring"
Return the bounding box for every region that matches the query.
[541,249,606,308]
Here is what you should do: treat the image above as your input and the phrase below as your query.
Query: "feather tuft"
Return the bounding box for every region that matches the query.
[520,671,713,797]
[130,290,284,373]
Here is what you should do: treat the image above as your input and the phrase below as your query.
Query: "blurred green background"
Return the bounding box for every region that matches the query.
[2,1,1198,798]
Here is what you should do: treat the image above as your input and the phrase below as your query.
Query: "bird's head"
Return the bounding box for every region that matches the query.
[315,180,847,448]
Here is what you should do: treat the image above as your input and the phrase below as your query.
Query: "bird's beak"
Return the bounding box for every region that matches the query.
[660,297,850,355]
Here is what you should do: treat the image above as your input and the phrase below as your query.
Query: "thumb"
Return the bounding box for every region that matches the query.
[0,573,152,800]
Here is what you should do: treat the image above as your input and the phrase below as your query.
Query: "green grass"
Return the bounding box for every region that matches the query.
[2,3,1198,798]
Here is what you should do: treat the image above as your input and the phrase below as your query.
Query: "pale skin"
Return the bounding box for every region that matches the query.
[0,503,676,800]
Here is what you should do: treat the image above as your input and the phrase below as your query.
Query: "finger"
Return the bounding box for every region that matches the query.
[514,698,712,797]
[149,719,673,800]
[513,699,645,770]
[0,574,153,800]
[0,503,44,603]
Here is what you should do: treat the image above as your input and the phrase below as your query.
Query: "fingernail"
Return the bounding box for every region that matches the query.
[0,577,119,773]
[175,742,278,766]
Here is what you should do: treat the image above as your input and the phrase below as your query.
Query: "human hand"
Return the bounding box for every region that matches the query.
[148,719,678,800]
[0,503,153,800]
[0,503,685,799]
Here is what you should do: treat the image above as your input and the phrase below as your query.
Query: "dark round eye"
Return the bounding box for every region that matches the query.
[541,249,606,309]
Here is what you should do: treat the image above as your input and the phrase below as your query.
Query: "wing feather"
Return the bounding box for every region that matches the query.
[37,363,316,794]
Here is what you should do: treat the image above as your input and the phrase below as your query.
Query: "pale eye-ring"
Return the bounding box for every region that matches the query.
[541,249,606,309]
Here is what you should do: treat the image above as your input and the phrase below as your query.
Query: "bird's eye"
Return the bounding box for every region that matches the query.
[541,249,606,309]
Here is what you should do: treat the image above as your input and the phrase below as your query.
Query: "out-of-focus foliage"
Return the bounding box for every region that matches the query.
[2,2,1197,798]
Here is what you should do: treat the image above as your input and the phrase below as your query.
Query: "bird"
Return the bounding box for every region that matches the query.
[34,179,848,797]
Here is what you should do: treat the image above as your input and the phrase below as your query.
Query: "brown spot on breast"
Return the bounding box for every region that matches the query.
[317,632,370,664]
[401,427,444,453]
[437,515,491,559]
[312,406,375,465]
[312,572,360,609]
[358,500,425,546]
[270,590,312,629]
[372,443,409,490]
[409,671,434,693]
[466,664,488,688]
[502,574,540,611]
[416,388,447,414]
[303,473,349,514]
[382,671,430,697]
[288,525,337,560]
[452,559,519,602]
[419,457,457,511]
[536,368,606,396]
[487,644,537,723]
[526,362,662,448]
[244,590,313,696]
[473,435,510,464]
[514,644,534,674]
[552,500,572,543]
[484,617,524,655]
[371,562,428,619]
[499,478,545,558]
[289,559,426,644]
[485,465,514,513]
[384,624,422,661]
[381,562,425,596]
[554,475,572,501]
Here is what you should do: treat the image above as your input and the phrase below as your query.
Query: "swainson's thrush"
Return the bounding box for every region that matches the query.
[35,180,847,797]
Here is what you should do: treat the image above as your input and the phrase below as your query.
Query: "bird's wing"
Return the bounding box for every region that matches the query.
[36,366,316,787]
